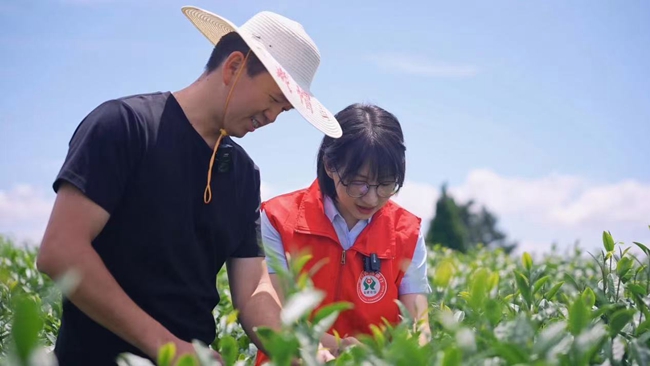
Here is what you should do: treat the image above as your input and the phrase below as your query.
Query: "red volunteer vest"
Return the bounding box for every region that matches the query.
[254,180,421,365]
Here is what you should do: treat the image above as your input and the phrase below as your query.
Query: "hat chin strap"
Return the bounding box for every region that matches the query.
[204,50,252,204]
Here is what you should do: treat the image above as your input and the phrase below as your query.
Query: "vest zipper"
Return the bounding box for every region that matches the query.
[335,250,346,302]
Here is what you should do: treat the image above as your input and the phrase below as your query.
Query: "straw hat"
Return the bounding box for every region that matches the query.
[181,6,342,138]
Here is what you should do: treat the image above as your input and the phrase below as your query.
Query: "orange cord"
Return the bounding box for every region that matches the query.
[204,50,251,204]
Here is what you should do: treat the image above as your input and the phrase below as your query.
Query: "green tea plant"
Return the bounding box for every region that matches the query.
[0,236,63,365]
[2,226,650,366]
[422,228,650,366]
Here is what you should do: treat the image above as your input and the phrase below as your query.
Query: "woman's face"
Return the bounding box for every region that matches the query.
[326,163,398,229]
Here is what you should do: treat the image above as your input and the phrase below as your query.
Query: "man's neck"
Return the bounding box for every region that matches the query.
[173,77,226,148]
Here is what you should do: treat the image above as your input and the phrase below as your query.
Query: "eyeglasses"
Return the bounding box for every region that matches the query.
[336,172,400,198]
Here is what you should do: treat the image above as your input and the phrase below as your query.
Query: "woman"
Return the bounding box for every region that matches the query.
[255,103,431,364]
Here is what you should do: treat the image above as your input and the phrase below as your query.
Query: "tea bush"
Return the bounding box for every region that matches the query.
[2,227,650,366]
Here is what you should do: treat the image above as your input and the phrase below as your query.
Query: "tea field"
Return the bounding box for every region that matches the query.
[2,228,650,366]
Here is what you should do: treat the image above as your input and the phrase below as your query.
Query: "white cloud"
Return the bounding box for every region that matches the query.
[392,181,438,225]
[447,169,650,229]
[390,169,650,256]
[550,180,650,227]
[261,181,274,201]
[449,169,585,222]
[369,53,478,78]
[0,185,54,246]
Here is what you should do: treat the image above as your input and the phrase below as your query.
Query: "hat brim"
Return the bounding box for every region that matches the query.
[181,6,342,138]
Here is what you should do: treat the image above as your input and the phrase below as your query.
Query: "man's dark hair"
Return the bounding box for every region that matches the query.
[205,32,267,77]
[317,103,406,200]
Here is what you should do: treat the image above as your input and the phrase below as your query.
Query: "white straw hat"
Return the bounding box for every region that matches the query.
[181,6,342,138]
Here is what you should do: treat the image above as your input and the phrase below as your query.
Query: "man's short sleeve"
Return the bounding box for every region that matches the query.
[54,99,143,214]
[230,163,265,258]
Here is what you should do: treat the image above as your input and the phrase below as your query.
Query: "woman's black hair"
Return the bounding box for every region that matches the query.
[317,103,406,199]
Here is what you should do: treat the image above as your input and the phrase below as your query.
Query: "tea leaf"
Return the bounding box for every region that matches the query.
[636,319,650,336]
[581,288,596,308]
[533,321,567,356]
[545,281,564,300]
[488,272,500,292]
[10,295,44,364]
[514,271,532,309]
[603,231,615,252]
[255,327,299,365]
[174,354,198,366]
[627,283,647,297]
[469,268,489,310]
[569,296,589,336]
[629,337,650,365]
[533,275,550,294]
[609,309,636,337]
[226,310,239,325]
[441,346,462,366]
[290,253,314,275]
[157,342,176,366]
[281,289,325,326]
[312,302,353,326]
[634,242,650,256]
[313,311,340,341]
[617,257,634,279]
[493,342,529,364]
[434,260,455,288]
[485,299,502,326]
[218,335,238,366]
[522,252,533,271]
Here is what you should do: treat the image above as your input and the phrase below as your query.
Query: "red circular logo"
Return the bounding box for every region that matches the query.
[357,271,388,304]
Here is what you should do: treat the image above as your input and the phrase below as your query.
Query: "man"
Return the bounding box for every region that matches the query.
[36,6,342,365]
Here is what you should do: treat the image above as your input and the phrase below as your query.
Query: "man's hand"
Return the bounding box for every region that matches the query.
[328,336,361,357]
[317,346,337,362]
[399,293,431,346]
[319,333,361,358]
[338,337,361,355]
[288,346,336,366]
[172,340,224,365]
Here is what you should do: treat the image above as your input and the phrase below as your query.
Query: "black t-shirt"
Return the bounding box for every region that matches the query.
[51,91,264,365]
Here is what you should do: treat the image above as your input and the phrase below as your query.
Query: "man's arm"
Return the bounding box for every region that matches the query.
[37,183,192,359]
[399,293,431,346]
[36,100,198,361]
[397,225,432,345]
[226,257,283,353]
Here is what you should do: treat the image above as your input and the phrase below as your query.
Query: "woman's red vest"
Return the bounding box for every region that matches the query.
[254,180,421,365]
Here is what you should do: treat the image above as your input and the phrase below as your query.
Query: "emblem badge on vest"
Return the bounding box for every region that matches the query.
[357,253,387,304]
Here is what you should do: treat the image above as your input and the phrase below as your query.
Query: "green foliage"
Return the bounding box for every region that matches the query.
[427,184,518,253]
[0,236,61,365]
[458,200,518,254]
[426,184,468,252]
[3,226,650,366]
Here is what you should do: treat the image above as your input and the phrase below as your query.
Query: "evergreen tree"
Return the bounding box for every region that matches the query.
[426,184,468,252]
[426,184,518,254]
[458,200,518,253]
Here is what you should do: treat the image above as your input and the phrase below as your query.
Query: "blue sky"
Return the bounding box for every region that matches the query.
[1,0,649,256]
